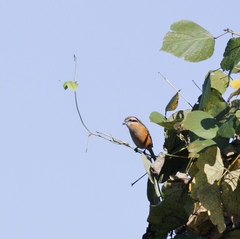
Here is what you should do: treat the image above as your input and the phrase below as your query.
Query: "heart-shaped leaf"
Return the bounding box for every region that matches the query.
[161,20,215,62]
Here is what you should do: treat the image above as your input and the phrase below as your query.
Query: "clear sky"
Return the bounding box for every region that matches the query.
[1,1,240,238]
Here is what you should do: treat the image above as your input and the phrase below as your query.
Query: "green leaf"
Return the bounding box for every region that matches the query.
[162,173,189,201]
[199,71,229,117]
[148,200,188,233]
[197,182,226,233]
[150,110,190,130]
[196,146,224,184]
[63,81,78,91]
[223,229,240,239]
[221,38,240,74]
[206,70,229,94]
[147,178,160,206]
[188,139,216,155]
[231,64,240,74]
[182,111,219,139]
[217,115,239,138]
[161,20,215,62]
[221,173,240,217]
[236,110,240,120]
[149,111,167,125]
[150,112,176,130]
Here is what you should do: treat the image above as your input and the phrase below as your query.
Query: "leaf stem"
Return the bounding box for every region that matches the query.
[131,172,147,186]
[214,31,229,39]
[73,54,77,81]
[74,91,92,134]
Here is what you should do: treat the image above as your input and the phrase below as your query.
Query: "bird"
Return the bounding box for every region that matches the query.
[123,116,156,160]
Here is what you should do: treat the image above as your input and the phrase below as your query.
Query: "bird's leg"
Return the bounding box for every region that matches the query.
[134,147,139,152]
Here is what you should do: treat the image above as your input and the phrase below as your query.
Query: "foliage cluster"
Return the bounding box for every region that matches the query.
[143,20,240,239]
[63,20,240,239]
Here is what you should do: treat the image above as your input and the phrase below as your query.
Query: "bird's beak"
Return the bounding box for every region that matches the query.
[122,122,126,125]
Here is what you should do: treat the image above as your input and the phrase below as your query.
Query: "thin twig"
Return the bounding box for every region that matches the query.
[214,29,240,39]
[131,173,148,186]
[73,54,78,81]
[72,55,137,152]
[218,154,240,184]
[158,72,193,108]
[96,131,133,147]
[166,153,188,159]
[74,89,140,151]
[224,28,240,37]
[74,91,92,134]
[72,55,92,134]
[192,80,202,92]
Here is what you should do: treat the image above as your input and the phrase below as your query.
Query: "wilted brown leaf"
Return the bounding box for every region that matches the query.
[151,152,165,175]
[228,88,240,102]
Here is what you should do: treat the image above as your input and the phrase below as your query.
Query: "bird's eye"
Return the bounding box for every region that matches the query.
[129,118,137,122]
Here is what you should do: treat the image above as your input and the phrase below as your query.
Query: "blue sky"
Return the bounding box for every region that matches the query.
[1,1,240,238]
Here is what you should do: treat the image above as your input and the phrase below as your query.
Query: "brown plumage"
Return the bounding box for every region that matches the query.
[123,116,156,160]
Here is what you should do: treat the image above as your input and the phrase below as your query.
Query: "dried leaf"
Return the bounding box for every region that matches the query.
[228,88,240,102]
[142,153,154,183]
[151,152,165,175]
[224,169,240,191]
[142,153,160,199]
[165,91,180,116]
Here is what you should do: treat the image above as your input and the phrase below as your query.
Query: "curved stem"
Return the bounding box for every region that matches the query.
[74,91,92,134]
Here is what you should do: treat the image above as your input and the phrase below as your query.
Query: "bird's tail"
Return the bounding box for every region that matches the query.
[148,147,156,161]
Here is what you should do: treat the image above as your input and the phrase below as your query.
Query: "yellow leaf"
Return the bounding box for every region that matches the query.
[227,88,240,102]
[230,79,240,88]
[165,91,180,115]
[63,81,78,91]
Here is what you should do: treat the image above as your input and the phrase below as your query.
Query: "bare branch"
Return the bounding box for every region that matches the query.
[224,28,240,37]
